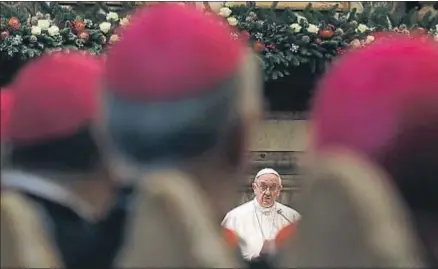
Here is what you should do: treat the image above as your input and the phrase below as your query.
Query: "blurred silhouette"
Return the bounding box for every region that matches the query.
[278,149,425,268]
[1,52,130,269]
[1,89,13,167]
[278,35,438,267]
[98,4,263,267]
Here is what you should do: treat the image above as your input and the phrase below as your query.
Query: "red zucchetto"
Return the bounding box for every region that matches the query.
[7,52,103,143]
[311,35,438,159]
[311,35,438,212]
[101,3,259,164]
[105,4,244,101]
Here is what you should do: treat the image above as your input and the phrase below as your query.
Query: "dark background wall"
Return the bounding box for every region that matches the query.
[264,64,323,112]
[1,57,323,112]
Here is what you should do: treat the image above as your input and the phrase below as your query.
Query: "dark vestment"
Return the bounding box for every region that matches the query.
[25,187,133,269]
[247,254,277,269]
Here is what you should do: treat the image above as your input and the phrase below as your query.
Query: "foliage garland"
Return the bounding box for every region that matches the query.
[1,2,437,81]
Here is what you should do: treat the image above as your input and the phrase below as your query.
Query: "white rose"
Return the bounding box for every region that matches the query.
[356,23,369,33]
[47,25,59,36]
[290,23,302,33]
[227,17,238,26]
[307,24,319,34]
[31,26,42,36]
[119,18,129,27]
[37,19,50,31]
[99,22,111,34]
[435,24,438,32]
[106,12,119,22]
[218,7,232,17]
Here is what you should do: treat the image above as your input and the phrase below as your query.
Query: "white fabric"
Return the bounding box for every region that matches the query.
[222,198,300,261]
[1,170,97,222]
[255,168,281,185]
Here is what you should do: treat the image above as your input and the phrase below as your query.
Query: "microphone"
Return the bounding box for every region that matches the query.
[277,209,293,224]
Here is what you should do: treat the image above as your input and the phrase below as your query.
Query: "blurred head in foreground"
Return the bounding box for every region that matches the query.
[310,35,438,265]
[1,89,14,166]
[1,89,13,140]
[102,4,263,215]
[7,52,104,176]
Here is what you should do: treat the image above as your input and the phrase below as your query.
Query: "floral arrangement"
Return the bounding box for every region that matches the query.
[213,3,438,80]
[0,9,130,60]
[1,1,438,82]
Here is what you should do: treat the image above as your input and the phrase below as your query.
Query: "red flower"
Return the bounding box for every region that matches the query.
[266,44,276,50]
[73,20,86,33]
[8,17,20,30]
[1,30,9,40]
[79,31,89,41]
[319,29,334,39]
[336,47,345,55]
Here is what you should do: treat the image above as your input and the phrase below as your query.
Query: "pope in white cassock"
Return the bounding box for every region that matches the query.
[222,168,301,262]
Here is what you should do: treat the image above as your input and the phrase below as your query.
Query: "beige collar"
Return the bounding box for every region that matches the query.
[1,170,100,222]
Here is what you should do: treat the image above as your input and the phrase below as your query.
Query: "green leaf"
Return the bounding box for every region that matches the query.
[309,43,318,49]
[310,49,323,58]
[299,48,308,55]
[60,28,70,35]
[323,40,339,48]
[299,57,309,64]
[291,57,300,66]
[285,51,294,61]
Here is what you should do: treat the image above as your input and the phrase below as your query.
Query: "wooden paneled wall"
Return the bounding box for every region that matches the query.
[240,151,304,206]
[250,118,309,152]
[239,119,309,208]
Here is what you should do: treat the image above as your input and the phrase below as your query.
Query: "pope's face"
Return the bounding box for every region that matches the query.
[253,173,282,207]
